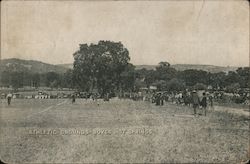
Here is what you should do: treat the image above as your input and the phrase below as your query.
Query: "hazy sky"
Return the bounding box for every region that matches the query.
[1,0,249,66]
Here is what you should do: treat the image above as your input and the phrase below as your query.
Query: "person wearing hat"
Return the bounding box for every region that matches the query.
[191,90,199,116]
[200,92,207,116]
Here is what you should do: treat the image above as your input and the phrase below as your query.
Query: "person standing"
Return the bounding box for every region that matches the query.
[192,90,199,116]
[7,92,12,106]
[200,92,207,116]
[155,93,160,106]
[160,93,164,106]
[104,93,110,101]
[208,92,214,108]
[72,94,76,104]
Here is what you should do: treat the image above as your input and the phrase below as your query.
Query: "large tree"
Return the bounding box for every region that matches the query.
[73,41,132,95]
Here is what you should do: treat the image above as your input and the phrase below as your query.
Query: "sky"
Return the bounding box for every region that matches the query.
[1,0,249,67]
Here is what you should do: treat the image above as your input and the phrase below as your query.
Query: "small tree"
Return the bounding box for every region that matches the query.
[155,61,177,81]
[9,72,24,91]
[167,78,185,91]
[152,80,167,91]
[194,83,207,90]
[225,83,240,93]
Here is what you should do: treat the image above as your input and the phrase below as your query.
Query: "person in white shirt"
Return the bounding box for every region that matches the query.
[7,92,12,106]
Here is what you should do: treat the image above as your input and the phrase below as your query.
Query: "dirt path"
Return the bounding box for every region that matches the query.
[213,105,249,117]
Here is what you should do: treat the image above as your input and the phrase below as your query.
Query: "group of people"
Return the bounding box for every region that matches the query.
[71,90,212,117]
[152,92,166,106]
[150,90,213,116]
[191,91,209,116]
[71,92,107,104]
[5,89,211,117]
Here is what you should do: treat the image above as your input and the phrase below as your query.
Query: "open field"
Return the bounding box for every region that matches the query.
[0,99,249,163]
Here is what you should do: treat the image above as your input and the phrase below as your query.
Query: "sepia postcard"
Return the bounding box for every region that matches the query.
[0,0,249,163]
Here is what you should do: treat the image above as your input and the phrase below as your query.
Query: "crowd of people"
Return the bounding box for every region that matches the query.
[3,88,249,117]
[118,88,248,116]
[147,90,211,116]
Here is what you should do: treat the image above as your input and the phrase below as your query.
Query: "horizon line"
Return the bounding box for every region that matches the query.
[1,57,249,68]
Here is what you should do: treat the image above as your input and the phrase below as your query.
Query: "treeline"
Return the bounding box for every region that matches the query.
[0,70,74,90]
[71,41,249,94]
[1,40,249,94]
[0,62,249,93]
[134,62,250,92]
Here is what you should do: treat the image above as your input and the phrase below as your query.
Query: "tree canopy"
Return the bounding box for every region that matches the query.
[72,41,133,95]
[1,40,249,94]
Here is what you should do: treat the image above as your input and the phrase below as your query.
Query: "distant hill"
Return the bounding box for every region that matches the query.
[58,63,239,73]
[135,65,157,70]
[0,58,239,74]
[57,63,73,69]
[135,64,238,73]
[172,64,238,73]
[0,58,68,74]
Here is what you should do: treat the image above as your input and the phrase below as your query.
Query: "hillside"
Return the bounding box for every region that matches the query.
[135,64,238,73]
[57,63,74,69]
[58,63,239,73]
[0,58,240,74]
[172,64,238,73]
[0,58,68,74]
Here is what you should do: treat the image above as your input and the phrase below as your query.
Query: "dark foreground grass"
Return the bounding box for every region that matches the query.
[0,99,249,163]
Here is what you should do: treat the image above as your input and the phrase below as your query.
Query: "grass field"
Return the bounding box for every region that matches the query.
[0,98,249,163]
